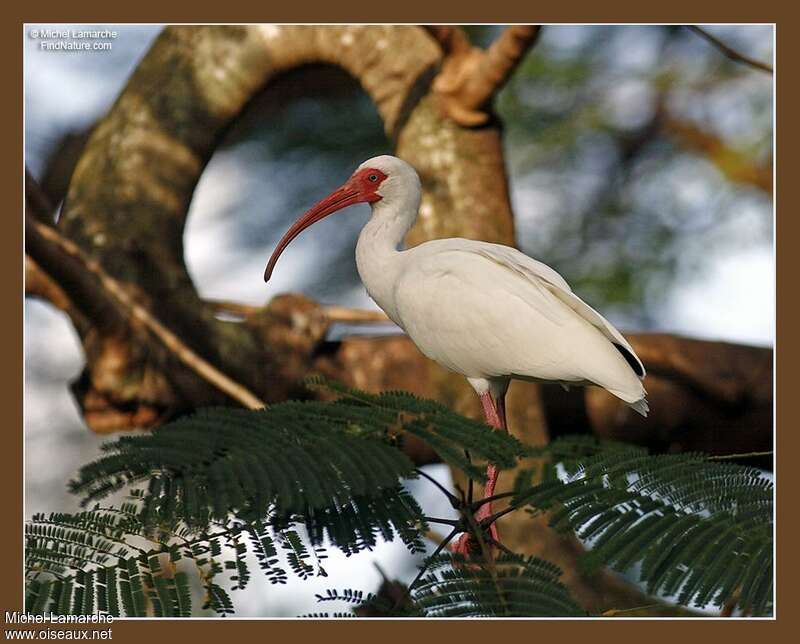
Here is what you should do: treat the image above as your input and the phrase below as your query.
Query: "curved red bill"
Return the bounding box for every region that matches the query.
[264,185,362,282]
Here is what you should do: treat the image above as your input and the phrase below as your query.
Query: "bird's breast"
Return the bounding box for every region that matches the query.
[354,242,404,326]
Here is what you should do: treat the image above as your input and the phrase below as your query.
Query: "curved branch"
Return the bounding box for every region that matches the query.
[63,26,440,250]
[26,255,70,310]
[687,26,773,74]
[57,26,441,407]
[37,24,518,428]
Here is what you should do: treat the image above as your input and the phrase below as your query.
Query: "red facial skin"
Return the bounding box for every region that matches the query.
[264,168,388,282]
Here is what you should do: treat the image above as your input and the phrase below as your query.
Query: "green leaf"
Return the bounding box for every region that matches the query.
[410,554,585,617]
[516,437,773,615]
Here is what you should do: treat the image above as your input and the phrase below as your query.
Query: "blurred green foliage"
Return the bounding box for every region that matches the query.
[494,25,772,326]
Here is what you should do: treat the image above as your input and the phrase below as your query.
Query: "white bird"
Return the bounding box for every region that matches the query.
[265,155,647,556]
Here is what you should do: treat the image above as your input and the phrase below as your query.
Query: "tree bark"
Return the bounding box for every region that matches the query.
[51,26,443,422]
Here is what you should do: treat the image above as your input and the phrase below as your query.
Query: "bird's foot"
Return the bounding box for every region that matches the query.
[449,459,502,560]
[449,514,499,559]
[449,532,474,558]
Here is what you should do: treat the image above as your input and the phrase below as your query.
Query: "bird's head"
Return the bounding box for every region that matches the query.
[264,155,420,282]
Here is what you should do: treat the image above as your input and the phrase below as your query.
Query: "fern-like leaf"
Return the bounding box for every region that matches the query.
[516,438,773,615]
[306,376,531,480]
[70,406,417,526]
[66,385,522,557]
[409,554,585,617]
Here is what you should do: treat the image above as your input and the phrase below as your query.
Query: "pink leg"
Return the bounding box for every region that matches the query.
[474,391,505,540]
[451,390,507,556]
[479,389,504,428]
[496,394,507,429]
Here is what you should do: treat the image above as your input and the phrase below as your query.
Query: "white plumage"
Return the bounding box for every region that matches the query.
[265,154,648,554]
[349,156,648,415]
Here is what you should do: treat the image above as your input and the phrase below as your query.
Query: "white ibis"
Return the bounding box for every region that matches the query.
[264,155,647,557]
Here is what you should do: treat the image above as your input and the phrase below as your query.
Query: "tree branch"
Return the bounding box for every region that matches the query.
[663,112,772,194]
[481,26,543,101]
[26,211,265,411]
[313,313,772,461]
[431,25,542,126]
[423,26,471,57]
[25,168,58,224]
[26,255,77,316]
[26,197,128,337]
[687,26,773,75]
[208,299,392,324]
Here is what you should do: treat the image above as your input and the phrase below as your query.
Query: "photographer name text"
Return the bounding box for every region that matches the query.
[28,28,118,52]
[5,612,113,625]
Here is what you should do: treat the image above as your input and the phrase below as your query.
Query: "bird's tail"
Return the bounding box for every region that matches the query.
[626,397,649,417]
[601,378,648,418]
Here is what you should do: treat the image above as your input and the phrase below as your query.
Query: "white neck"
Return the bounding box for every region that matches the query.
[355,195,419,323]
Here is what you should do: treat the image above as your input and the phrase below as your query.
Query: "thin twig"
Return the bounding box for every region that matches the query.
[206,300,260,317]
[479,500,522,528]
[483,534,516,557]
[322,305,392,323]
[600,603,665,617]
[465,449,474,506]
[422,527,448,545]
[207,299,392,324]
[707,450,773,461]
[471,490,516,510]
[25,255,81,322]
[687,26,773,74]
[662,111,772,194]
[423,516,461,527]
[395,527,460,611]
[25,168,58,225]
[415,468,460,506]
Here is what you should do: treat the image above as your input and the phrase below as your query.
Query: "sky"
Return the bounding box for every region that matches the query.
[23,24,774,616]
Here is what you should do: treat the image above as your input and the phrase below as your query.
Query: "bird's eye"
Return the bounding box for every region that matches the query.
[368,174,378,182]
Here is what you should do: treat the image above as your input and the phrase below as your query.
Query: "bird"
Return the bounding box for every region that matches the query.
[264,155,647,557]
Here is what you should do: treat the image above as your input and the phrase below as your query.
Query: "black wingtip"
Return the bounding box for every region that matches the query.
[614,343,645,378]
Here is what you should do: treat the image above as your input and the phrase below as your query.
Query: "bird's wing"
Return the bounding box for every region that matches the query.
[459,241,646,378]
